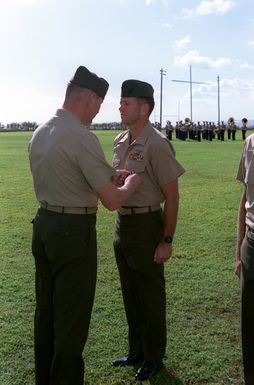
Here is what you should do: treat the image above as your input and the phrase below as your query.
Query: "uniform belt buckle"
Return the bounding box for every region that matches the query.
[40,202,97,215]
[119,205,160,215]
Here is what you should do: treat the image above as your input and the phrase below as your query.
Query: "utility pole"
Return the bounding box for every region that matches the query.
[190,66,193,121]
[160,68,166,128]
[172,65,208,122]
[217,75,221,124]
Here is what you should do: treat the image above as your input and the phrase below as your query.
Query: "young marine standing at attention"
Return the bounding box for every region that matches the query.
[111,79,185,381]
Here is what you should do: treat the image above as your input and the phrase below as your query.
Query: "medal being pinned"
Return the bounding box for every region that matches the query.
[128,152,144,161]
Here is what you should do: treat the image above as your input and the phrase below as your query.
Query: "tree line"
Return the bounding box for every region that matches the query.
[0,121,126,132]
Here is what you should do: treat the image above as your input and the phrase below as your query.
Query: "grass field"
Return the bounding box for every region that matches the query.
[0,130,247,385]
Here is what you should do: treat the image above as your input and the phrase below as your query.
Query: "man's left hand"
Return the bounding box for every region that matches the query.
[235,259,241,278]
[154,242,172,264]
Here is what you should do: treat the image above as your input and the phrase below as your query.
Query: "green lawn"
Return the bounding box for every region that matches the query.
[0,130,246,385]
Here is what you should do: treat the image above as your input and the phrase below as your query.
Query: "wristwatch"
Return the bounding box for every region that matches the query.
[163,235,173,244]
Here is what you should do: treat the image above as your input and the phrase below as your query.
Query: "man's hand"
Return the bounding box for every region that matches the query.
[235,258,241,278]
[97,172,140,211]
[154,241,172,264]
[123,172,141,190]
[115,169,131,186]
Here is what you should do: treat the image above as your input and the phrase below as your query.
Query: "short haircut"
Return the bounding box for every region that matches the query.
[65,83,92,101]
[138,97,155,116]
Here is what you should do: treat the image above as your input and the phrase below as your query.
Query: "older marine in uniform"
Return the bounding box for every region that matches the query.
[111,79,185,381]
[235,133,254,385]
[29,66,140,385]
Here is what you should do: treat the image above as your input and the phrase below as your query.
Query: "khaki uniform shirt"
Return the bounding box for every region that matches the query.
[237,133,254,229]
[29,108,116,207]
[113,121,185,206]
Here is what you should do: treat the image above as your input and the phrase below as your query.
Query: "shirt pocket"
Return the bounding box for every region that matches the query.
[125,159,146,173]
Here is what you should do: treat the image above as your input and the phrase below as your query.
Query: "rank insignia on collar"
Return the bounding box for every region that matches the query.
[129,152,144,161]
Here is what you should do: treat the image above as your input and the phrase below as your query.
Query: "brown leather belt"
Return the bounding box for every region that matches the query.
[40,202,97,215]
[118,204,161,215]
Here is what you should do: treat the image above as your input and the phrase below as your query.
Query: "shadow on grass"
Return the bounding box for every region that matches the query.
[83,365,185,385]
[148,365,185,385]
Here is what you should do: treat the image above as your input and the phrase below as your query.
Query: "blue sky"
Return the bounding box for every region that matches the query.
[0,0,253,125]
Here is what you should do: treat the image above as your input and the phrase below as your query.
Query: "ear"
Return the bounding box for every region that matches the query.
[140,102,150,117]
[84,91,96,108]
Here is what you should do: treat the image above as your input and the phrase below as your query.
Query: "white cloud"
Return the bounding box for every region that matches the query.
[0,0,41,4]
[174,77,254,122]
[240,62,254,69]
[196,77,254,112]
[174,50,232,69]
[223,78,253,94]
[182,8,195,19]
[145,0,168,7]
[161,22,172,29]
[196,0,235,15]
[247,40,254,46]
[175,35,191,50]
[174,51,254,70]
[194,77,247,96]
[0,87,122,125]
[232,59,254,69]
[182,0,235,18]
[0,88,61,124]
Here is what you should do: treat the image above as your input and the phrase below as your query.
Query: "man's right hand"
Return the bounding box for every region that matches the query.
[115,169,131,186]
[124,173,141,190]
[97,173,141,211]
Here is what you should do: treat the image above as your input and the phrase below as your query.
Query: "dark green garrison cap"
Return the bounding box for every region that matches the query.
[121,79,154,99]
[70,66,109,98]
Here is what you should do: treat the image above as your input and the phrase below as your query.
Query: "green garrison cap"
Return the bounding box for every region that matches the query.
[70,66,109,98]
[121,79,154,99]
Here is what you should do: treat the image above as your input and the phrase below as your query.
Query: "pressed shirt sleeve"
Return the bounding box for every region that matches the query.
[77,132,116,192]
[236,138,254,186]
[236,135,254,229]
[236,143,246,184]
[150,139,185,187]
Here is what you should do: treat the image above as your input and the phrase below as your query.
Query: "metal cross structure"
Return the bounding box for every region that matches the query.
[172,66,208,122]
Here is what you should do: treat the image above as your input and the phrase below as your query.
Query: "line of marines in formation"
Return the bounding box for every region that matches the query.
[154,117,249,142]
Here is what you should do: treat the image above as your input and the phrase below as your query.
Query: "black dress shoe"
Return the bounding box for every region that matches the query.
[112,353,143,367]
[135,360,163,381]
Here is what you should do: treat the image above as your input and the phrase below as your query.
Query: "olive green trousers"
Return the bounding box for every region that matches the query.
[241,232,254,385]
[32,208,97,385]
[114,209,166,361]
